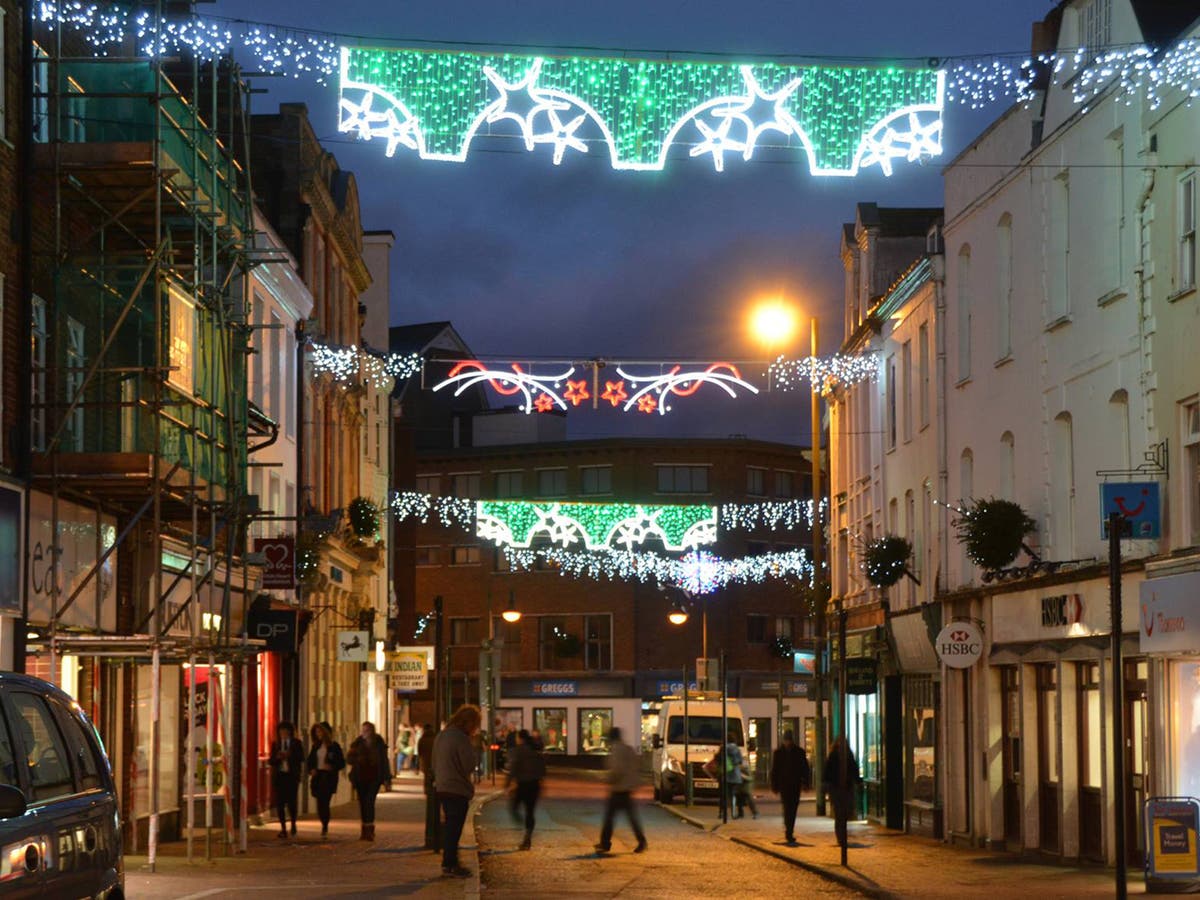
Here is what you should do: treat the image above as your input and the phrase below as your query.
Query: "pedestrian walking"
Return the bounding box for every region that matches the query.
[306,721,345,839]
[823,735,862,861]
[395,723,413,774]
[595,726,647,855]
[505,729,546,850]
[433,705,481,878]
[268,721,304,838]
[724,732,757,819]
[410,723,425,771]
[770,729,811,844]
[348,721,391,841]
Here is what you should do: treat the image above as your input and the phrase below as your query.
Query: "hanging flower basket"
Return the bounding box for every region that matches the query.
[554,632,582,659]
[953,498,1037,572]
[863,535,912,588]
[348,496,379,539]
[770,634,793,660]
[293,531,322,590]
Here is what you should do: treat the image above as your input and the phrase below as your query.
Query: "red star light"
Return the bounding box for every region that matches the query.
[637,395,658,414]
[601,380,627,407]
[565,379,590,406]
[533,393,554,413]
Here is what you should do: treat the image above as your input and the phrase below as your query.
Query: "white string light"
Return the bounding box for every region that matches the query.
[308,341,421,390]
[769,353,879,392]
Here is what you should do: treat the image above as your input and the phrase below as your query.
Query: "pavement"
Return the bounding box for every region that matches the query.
[124,772,498,899]
[657,789,1148,899]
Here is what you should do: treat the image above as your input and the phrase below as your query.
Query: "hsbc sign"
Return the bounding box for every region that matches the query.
[935,621,983,669]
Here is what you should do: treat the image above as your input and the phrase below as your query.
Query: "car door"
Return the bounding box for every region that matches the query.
[0,696,47,898]
[5,690,96,899]
[47,695,121,897]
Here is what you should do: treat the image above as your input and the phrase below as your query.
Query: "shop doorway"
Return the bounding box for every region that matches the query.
[1036,664,1060,854]
[1077,661,1104,863]
[1000,666,1021,847]
[1124,660,1148,868]
[750,717,772,786]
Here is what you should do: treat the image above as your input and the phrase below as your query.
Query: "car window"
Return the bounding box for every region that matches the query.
[0,708,18,790]
[9,692,76,802]
[48,697,102,791]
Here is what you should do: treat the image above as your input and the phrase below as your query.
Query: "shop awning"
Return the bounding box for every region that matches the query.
[889,608,939,673]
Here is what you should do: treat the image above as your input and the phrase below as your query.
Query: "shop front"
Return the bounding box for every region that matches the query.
[500,676,638,765]
[737,673,815,787]
[889,606,942,836]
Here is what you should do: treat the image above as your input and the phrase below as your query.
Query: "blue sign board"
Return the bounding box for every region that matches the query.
[1145,797,1200,880]
[1101,481,1161,539]
[793,651,816,676]
[656,681,699,696]
[531,680,578,696]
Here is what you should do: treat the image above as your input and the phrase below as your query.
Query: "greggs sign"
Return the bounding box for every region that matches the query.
[1139,572,1199,653]
[935,621,983,669]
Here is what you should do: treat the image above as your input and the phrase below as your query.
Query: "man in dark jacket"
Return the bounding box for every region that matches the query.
[770,729,811,844]
[823,735,862,861]
[505,729,547,850]
[433,705,481,878]
[268,721,304,838]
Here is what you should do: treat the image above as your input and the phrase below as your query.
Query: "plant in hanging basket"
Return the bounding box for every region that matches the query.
[553,631,582,659]
[348,496,379,539]
[863,535,912,588]
[770,634,793,660]
[293,531,323,590]
[953,497,1037,572]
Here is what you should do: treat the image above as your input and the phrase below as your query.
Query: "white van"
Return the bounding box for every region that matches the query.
[650,693,746,803]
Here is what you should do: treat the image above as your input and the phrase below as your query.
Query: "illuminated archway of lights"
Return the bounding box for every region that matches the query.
[339,47,944,177]
[476,501,717,552]
[37,3,1200,118]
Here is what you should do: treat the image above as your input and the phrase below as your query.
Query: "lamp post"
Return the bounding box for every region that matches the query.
[666,601,694,806]
[483,589,520,778]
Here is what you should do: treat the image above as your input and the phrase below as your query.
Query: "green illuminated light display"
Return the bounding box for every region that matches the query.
[339,47,944,176]
[476,500,717,551]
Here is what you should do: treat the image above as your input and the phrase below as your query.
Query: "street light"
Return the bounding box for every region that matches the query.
[667,603,689,626]
[501,591,522,623]
[747,297,828,817]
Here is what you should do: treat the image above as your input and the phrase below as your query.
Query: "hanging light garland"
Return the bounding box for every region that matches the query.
[719,497,825,531]
[768,353,879,392]
[390,491,477,530]
[308,341,422,390]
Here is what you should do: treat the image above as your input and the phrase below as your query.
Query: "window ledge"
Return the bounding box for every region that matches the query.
[955,376,972,388]
[994,354,1014,369]
[1044,314,1072,333]
[1168,286,1197,304]
[1097,287,1128,307]
[0,136,13,152]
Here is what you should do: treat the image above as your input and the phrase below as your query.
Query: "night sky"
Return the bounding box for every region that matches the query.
[214,0,1053,443]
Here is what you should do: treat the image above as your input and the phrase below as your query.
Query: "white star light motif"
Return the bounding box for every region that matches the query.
[483,60,558,150]
[339,90,420,157]
[735,68,804,160]
[690,113,748,171]
[859,111,943,175]
[339,91,383,141]
[381,109,419,157]
[533,106,589,164]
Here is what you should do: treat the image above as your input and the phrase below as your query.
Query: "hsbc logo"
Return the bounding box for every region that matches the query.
[935,621,984,669]
[1041,594,1083,628]
[949,629,971,641]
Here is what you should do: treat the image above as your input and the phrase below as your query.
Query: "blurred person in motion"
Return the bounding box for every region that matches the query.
[770,729,811,844]
[505,729,547,850]
[595,726,647,855]
[823,735,862,858]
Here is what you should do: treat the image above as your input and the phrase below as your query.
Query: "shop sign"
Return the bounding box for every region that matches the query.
[247,607,299,652]
[254,537,295,589]
[532,681,577,696]
[386,651,428,691]
[1140,573,1200,653]
[1100,481,1161,539]
[1145,798,1200,880]
[935,621,983,669]
[336,630,370,662]
[1041,593,1082,628]
[792,650,817,676]
[844,658,878,694]
[656,680,698,696]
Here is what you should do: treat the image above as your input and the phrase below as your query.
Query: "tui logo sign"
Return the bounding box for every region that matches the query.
[935,621,983,669]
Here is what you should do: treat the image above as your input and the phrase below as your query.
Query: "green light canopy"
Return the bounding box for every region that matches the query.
[476,500,717,551]
[339,47,944,176]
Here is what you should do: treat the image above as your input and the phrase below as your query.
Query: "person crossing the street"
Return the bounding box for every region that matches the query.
[595,726,647,855]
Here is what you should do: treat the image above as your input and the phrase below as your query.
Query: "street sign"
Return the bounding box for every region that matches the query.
[935,621,983,669]
[1100,481,1160,539]
[336,630,369,662]
[1145,798,1200,880]
[385,651,429,691]
[254,537,295,589]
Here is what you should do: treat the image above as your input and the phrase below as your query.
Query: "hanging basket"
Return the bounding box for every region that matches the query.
[770,634,793,660]
[953,497,1037,572]
[348,496,379,539]
[554,632,582,659]
[863,535,912,588]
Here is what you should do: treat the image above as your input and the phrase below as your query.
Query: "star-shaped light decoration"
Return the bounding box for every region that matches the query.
[565,379,591,406]
[533,393,555,413]
[339,90,381,141]
[636,395,658,414]
[859,111,943,176]
[483,59,557,151]
[601,380,628,407]
[381,108,419,157]
[690,113,748,172]
[735,67,803,160]
[533,106,590,165]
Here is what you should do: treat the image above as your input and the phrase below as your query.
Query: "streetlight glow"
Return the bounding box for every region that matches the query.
[501,591,522,623]
[748,298,798,349]
[667,604,689,626]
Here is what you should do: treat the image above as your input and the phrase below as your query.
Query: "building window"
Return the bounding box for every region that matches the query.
[452,473,480,497]
[449,617,480,646]
[32,44,48,143]
[1000,431,1015,500]
[65,316,85,452]
[918,322,930,429]
[1050,173,1070,320]
[31,295,47,452]
[168,286,196,396]
[997,213,1012,359]
[957,245,971,380]
[886,353,897,449]
[494,471,523,498]
[1180,172,1196,293]
[746,467,766,496]
[64,78,85,143]
[746,614,768,643]
[1052,412,1076,556]
[1081,0,1111,54]
[415,546,440,567]
[585,614,612,671]
[536,468,567,497]
[774,470,795,499]
[1184,399,1200,545]
[268,309,282,419]
[285,327,295,440]
[657,465,709,494]
[493,546,511,572]
[416,474,440,495]
[773,616,794,641]
[450,545,480,566]
[901,340,913,442]
[580,465,612,496]
[1105,138,1124,293]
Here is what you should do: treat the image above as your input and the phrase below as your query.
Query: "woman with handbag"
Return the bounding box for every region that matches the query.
[306,721,345,838]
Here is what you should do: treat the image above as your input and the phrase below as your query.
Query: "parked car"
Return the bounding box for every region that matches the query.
[0,671,123,898]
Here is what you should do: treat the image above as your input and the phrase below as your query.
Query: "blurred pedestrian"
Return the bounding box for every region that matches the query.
[410,723,425,771]
[506,729,546,850]
[268,721,304,838]
[306,721,345,839]
[595,726,647,855]
[395,722,414,774]
[348,721,391,841]
[529,728,545,752]
[823,735,862,859]
[725,731,757,819]
[770,729,811,844]
[434,705,481,878]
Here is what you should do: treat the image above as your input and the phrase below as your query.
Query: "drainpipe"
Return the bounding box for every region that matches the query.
[1133,147,1156,457]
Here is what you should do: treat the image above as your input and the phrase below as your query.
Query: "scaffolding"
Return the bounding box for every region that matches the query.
[27,10,267,868]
